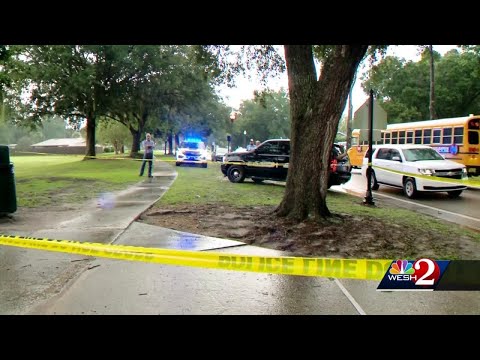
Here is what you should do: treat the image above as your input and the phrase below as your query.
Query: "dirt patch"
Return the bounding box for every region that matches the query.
[138,204,480,259]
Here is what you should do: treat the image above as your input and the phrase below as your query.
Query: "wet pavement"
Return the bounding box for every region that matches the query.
[1,161,480,315]
[32,246,358,315]
[29,239,480,315]
[0,161,176,314]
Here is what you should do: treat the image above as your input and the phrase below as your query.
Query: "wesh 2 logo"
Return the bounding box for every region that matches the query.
[377,258,443,291]
[388,259,440,284]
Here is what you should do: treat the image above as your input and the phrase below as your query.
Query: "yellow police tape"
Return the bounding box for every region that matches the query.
[0,234,392,280]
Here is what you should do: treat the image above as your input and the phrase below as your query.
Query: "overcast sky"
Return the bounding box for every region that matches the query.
[216,45,458,115]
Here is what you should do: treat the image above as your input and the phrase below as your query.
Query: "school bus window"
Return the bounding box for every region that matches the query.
[433,128,441,144]
[443,127,452,144]
[423,129,431,144]
[392,131,398,144]
[384,132,391,144]
[414,129,422,144]
[406,130,413,144]
[398,131,405,144]
[454,127,463,144]
[469,119,480,130]
[469,130,479,145]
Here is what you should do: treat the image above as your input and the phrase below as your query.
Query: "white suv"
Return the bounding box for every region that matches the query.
[362,144,468,199]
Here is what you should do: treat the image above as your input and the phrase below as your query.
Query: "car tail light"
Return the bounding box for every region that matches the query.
[330,158,337,173]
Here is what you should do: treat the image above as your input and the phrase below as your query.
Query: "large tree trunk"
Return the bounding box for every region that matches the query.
[129,112,147,157]
[429,45,437,119]
[129,126,142,157]
[84,115,96,159]
[276,45,368,222]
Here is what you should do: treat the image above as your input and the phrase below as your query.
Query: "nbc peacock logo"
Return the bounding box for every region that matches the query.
[388,260,417,282]
[389,260,415,274]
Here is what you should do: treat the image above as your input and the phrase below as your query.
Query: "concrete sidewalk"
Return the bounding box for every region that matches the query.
[0,160,176,313]
[1,160,479,315]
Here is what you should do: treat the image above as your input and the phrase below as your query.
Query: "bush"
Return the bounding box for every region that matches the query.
[16,136,34,151]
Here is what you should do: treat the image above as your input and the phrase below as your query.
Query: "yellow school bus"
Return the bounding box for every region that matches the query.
[347,129,384,168]
[348,115,480,175]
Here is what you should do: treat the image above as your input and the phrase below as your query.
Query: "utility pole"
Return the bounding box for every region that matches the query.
[363,89,375,206]
[429,45,437,120]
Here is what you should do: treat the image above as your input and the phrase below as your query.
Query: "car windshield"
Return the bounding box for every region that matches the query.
[180,142,203,150]
[402,148,445,161]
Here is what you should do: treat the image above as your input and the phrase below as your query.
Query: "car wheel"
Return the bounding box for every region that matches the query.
[227,166,246,183]
[370,170,379,190]
[202,163,207,168]
[252,178,264,184]
[403,177,417,199]
[447,190,463,198]
[175,162,180,166]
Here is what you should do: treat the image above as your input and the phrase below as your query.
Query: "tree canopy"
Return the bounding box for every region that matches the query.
[4,45,224,158]
[231,89,291,147]
[361,47,480,122]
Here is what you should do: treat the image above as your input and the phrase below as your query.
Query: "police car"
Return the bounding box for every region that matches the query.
[176,139,208,168]
[220,139,351,187]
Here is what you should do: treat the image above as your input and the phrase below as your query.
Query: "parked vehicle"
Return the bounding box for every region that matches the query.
[361,144,468,198]
[211,147,228,162]
[221,139,352,188]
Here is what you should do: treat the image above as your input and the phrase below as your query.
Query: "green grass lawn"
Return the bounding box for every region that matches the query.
[11,155,142,207]
[158,162,284,206]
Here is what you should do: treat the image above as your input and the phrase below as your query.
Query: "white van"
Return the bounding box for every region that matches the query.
[361,144,468,198]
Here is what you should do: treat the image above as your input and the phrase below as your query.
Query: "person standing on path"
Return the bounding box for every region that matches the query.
[139,133,155,178]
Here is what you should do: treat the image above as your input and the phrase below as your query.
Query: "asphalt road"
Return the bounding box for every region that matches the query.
[343,170,480,230]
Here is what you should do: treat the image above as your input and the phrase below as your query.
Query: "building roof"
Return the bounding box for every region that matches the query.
[31,138,86,147]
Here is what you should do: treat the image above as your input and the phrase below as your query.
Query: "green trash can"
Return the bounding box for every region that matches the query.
[0,144,9,164]
[0,145,17,214]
